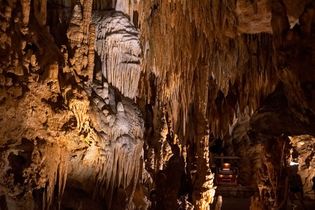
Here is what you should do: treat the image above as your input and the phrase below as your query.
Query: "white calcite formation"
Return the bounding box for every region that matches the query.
[93,11,142,99]
[70,89,144,209]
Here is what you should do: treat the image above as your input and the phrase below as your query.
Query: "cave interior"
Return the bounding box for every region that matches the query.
[0,0,315,210]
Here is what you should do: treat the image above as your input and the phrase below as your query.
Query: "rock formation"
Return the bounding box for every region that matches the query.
[0,0,315,210]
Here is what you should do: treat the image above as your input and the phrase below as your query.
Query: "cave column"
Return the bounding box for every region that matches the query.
[33,0,47,26]
[66,0,95,82]
[192,116,216,210]
[192,65,216,210]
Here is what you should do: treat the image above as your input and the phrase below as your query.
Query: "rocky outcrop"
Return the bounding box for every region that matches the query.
[0,1,146,209]
[289,135,315,200]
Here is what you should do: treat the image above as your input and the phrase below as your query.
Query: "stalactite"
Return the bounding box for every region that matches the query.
[42,146,69,210]
[68,97,89,132]
[139,0,278,140]
[83,75,145,209]
[88,104,144,209]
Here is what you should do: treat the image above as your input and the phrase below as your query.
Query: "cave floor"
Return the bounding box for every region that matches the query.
[221,197,315,210]
[215,185,252,210]
[217,186,315,210]
[221,197,250,210]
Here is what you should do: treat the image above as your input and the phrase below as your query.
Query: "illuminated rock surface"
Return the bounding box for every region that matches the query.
[0,0,315,210]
